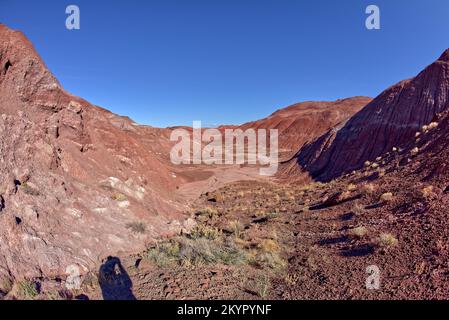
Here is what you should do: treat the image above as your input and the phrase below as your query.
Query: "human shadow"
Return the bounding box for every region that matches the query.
[98,256,136,300]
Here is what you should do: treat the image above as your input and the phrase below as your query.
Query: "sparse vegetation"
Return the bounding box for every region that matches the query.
[284,273,300,286]
[421,185,434,198]
[126,221,146,234]
[228,220,244,238]
[349,226,368,238]
[190,224,221,240]
[380,192,394,202]
[352,202,366,215]
[196,207,219,218]
[17,280,38,300]
[145,237,249,268]
[378,233,398,248]
[254,275,271,298]
[111,193,127,202]
[362,183,376,194]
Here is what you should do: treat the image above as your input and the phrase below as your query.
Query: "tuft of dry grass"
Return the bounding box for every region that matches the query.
[378,233,398,248]
[380,192,394,202]
[352,202,366,215]
[257,239,280,253]
[190,224,221,240]
[362,183,376,194]
[228,220,244,238]
[349,226,368,238]
[111,193,127,202]
[126,221,146,234]
[421,185,434,198]
[197,207,219,218]
[17,280,39,300]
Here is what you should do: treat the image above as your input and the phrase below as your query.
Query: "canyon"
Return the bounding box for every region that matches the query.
[2,23,449,300]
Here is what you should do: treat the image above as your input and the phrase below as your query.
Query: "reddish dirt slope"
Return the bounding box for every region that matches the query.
[285,49,449,181]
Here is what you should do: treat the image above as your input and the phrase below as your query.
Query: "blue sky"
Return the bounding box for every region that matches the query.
[1,0,449,127]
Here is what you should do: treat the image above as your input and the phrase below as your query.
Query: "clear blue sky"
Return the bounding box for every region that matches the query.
[1,0,449,127]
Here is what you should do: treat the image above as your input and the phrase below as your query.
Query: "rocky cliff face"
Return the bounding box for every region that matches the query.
[0,24,191,280]
[285,49,449,181]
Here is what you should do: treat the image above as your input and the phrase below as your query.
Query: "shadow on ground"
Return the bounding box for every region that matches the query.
[98,256,136,300]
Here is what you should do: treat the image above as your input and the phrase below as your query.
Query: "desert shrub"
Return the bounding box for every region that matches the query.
[228,220,244,238]
[111,193,127,202]
[284,273,300,286]
[197,207,219,218]
[255,275,271,298]
[126,222,146,234]
[145,237,248,268]
[380,192,394,202]
[421,185,434,198]
[378,233,398,248]
[146,241,180,267]
[257,239,280,253]
[18,280,38,300]
[250,239,286,271]
[352,202,366,215]
[349,226,368,238]
[190,224,221,240]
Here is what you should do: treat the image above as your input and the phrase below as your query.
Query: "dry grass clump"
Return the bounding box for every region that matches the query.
[349,226,368,239]
[347,183,357,191]
[228,220,244,238]
[249,238,286,271]
[190,224,222,240]
[197,207,219,218]
[111,193,127,202]
[362,183,376,194]
[126,221,146,234]
[254,275,271,298]
[146,237,248,268]
[421,185,434,198]
[380,192,394,202]
[352,202,366,215]
[17,280,39,300]
[377,233,398,248]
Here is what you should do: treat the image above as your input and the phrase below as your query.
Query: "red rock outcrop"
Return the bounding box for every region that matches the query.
[285,49,449,181]
[0,24,193,281]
